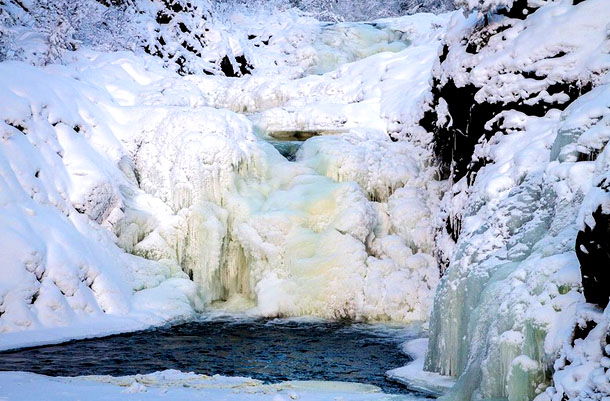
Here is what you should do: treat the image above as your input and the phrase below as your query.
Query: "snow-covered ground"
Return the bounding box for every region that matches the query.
[0,370,428,401]
[386,338,455,396]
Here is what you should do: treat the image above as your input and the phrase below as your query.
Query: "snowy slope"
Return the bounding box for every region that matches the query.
[0,56,206,350]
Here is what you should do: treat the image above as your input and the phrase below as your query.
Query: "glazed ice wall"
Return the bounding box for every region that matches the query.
[421,0,610,400]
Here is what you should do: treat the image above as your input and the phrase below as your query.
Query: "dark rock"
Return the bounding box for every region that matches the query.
[497,0,539,19]
[576,206,610,308]
[572,320,598,345]
[6,121,26,134]
[422,71,591,183]
[220,55,253,77]
[156,10,172,25]
[235,55,253,76]
[220,56,236,77]
[465,22,512,54]
[438,44,449,63]
[95,0,125,7]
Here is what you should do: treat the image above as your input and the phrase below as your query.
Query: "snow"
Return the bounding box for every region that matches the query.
[0,370,428,401]
[0,58,201,350]
[386,338,455,396]
[532,81,610,401]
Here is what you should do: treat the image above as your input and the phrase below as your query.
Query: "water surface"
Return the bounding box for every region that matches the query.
[0,317,421,394]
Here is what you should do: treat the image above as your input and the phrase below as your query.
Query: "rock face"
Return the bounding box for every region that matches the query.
[576,207,610,308]
[421,0,601,268]
[421,6,592,185]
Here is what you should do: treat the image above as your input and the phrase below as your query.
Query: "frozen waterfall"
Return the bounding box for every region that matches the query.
[119,16,449,322]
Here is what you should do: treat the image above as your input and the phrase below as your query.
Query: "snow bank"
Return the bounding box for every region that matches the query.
[386,338,455,396]
[0,370,427,401]
[0,57,201,350]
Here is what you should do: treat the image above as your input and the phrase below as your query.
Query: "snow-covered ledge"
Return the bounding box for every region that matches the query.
[386,338,455,396]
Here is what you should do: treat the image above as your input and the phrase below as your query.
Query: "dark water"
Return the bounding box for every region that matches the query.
[0,318,420,394]
[269,140,303,161]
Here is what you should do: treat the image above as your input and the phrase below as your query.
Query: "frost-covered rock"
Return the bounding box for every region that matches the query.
[537,82,610,401]
[418,1,610,400]
[576,208,610,309]
[0,0,252,76]
[423,0,607,182]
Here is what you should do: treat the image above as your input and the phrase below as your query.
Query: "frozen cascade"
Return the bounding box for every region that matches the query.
[133,125,440,319]
[123,15,449,320]
[423,108,591,400]
[309,23,409,75]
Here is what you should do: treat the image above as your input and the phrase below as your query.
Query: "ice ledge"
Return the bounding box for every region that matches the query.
[386,338,455,397]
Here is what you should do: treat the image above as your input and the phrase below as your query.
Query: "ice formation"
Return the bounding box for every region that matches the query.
[535,81,610,401]
[412,1,610,400]
[128,12,450,321]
